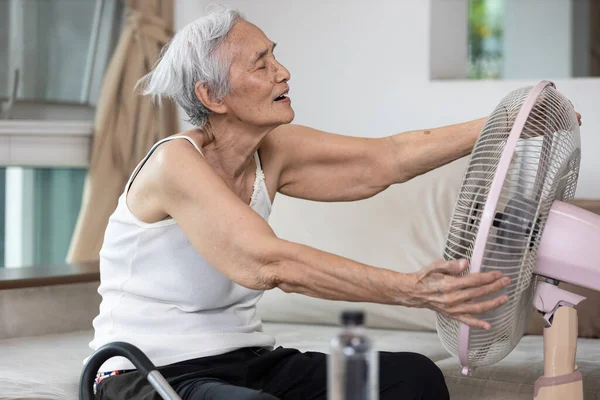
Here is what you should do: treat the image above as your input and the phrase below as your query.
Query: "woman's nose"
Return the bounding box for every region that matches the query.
[275,61,291,83]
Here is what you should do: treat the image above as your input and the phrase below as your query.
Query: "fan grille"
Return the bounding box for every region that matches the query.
[436,84,581,368]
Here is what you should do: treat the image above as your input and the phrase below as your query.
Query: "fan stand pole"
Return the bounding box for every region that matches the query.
[533,306,583,400]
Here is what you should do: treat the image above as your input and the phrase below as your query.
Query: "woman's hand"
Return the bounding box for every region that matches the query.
[402,259,510,330]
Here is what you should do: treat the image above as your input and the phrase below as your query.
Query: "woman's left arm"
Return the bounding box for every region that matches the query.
[264,118,486,202]
[384,117,486,183]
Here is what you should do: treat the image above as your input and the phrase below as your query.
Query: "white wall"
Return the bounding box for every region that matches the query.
[174,0,600,198]
[503,0,572,79]
[430,0,467,80]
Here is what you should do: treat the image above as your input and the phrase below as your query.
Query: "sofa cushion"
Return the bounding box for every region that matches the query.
[3,324,600,400]
[0,329,92,400]
[264,323,452,362]
[264,163,600,339]
[262,157,470,331]
[439,335,600,400]
[0,324,451,400]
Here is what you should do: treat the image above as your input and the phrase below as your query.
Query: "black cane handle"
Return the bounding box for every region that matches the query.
[79,341,180,400]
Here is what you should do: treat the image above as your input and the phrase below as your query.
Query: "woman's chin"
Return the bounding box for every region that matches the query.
[282,108,295,123]
[270,110,295,126]
[285,111,295,124]
[255,108,295,128]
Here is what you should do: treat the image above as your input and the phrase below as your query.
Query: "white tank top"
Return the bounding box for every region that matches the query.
[88,136,276,372]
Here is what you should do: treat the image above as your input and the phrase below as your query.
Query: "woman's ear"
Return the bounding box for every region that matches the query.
[194,82,227,114]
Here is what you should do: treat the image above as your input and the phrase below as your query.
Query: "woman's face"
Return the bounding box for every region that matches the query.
[219,20,294,128]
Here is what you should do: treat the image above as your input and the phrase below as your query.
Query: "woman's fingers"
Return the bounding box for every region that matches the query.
[444,295,508,316]
[420,258,512,330]
[443,275,511,305]
[427,258,468,275]
[453,314,492,330]
[426,260,506,293]
[446,270,504,291]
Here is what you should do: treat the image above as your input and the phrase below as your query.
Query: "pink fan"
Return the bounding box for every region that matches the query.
[436,80,600,400]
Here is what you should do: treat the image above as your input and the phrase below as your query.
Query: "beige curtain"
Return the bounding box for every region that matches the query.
[67,0,179,263]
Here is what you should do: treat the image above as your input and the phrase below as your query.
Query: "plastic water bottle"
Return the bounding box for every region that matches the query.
[328,310,378,400]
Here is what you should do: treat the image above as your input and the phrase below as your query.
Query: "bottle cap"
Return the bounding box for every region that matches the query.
[341,310,365,326]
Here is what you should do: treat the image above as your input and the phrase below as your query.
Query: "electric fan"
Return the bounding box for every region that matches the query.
[436,80,600,400]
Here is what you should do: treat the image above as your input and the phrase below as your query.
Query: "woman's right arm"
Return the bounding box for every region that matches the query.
[154,141,509,330]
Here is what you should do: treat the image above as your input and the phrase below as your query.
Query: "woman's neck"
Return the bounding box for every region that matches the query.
[196,120,271,182]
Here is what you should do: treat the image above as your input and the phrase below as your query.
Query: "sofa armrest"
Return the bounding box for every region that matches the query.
[0,262,100,340]
[0,261,99,289]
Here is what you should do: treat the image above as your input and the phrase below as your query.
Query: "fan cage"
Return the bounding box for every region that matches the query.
[436,84,581,368]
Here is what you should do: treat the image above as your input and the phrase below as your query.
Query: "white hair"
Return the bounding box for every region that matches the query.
[137,5,243,128]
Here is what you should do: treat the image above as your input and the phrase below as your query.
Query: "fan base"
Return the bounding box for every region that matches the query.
[533,373,583,400]
[533,306,583,400]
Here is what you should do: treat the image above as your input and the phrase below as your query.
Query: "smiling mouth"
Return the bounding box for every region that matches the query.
[274,94,288,101]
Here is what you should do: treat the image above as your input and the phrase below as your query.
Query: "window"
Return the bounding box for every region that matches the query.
[1,0,124,268]
[2,167,86,268]
[467,0,503,79]
[0,120,93,268]
[430,0,597,80]
[1,0,124,105]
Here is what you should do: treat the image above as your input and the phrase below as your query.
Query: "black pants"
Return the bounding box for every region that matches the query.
[95,347,449,400]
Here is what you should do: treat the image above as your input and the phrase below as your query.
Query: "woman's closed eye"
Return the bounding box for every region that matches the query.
[255,61,267,70]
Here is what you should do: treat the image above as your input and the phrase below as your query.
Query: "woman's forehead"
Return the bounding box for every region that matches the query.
[225,21,272,62]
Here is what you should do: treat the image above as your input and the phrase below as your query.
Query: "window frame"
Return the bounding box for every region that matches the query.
[1,120,92,268]
[0,120,93,168]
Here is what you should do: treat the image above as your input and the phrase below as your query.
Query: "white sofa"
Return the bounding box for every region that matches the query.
[2,157,599,400]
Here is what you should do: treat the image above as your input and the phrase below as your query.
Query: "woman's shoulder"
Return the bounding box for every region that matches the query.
[260,123,315,163]
[162,130,207,151]
[153,135,209,174]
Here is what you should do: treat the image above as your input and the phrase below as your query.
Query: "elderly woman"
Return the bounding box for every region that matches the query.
[90,6,516,400]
